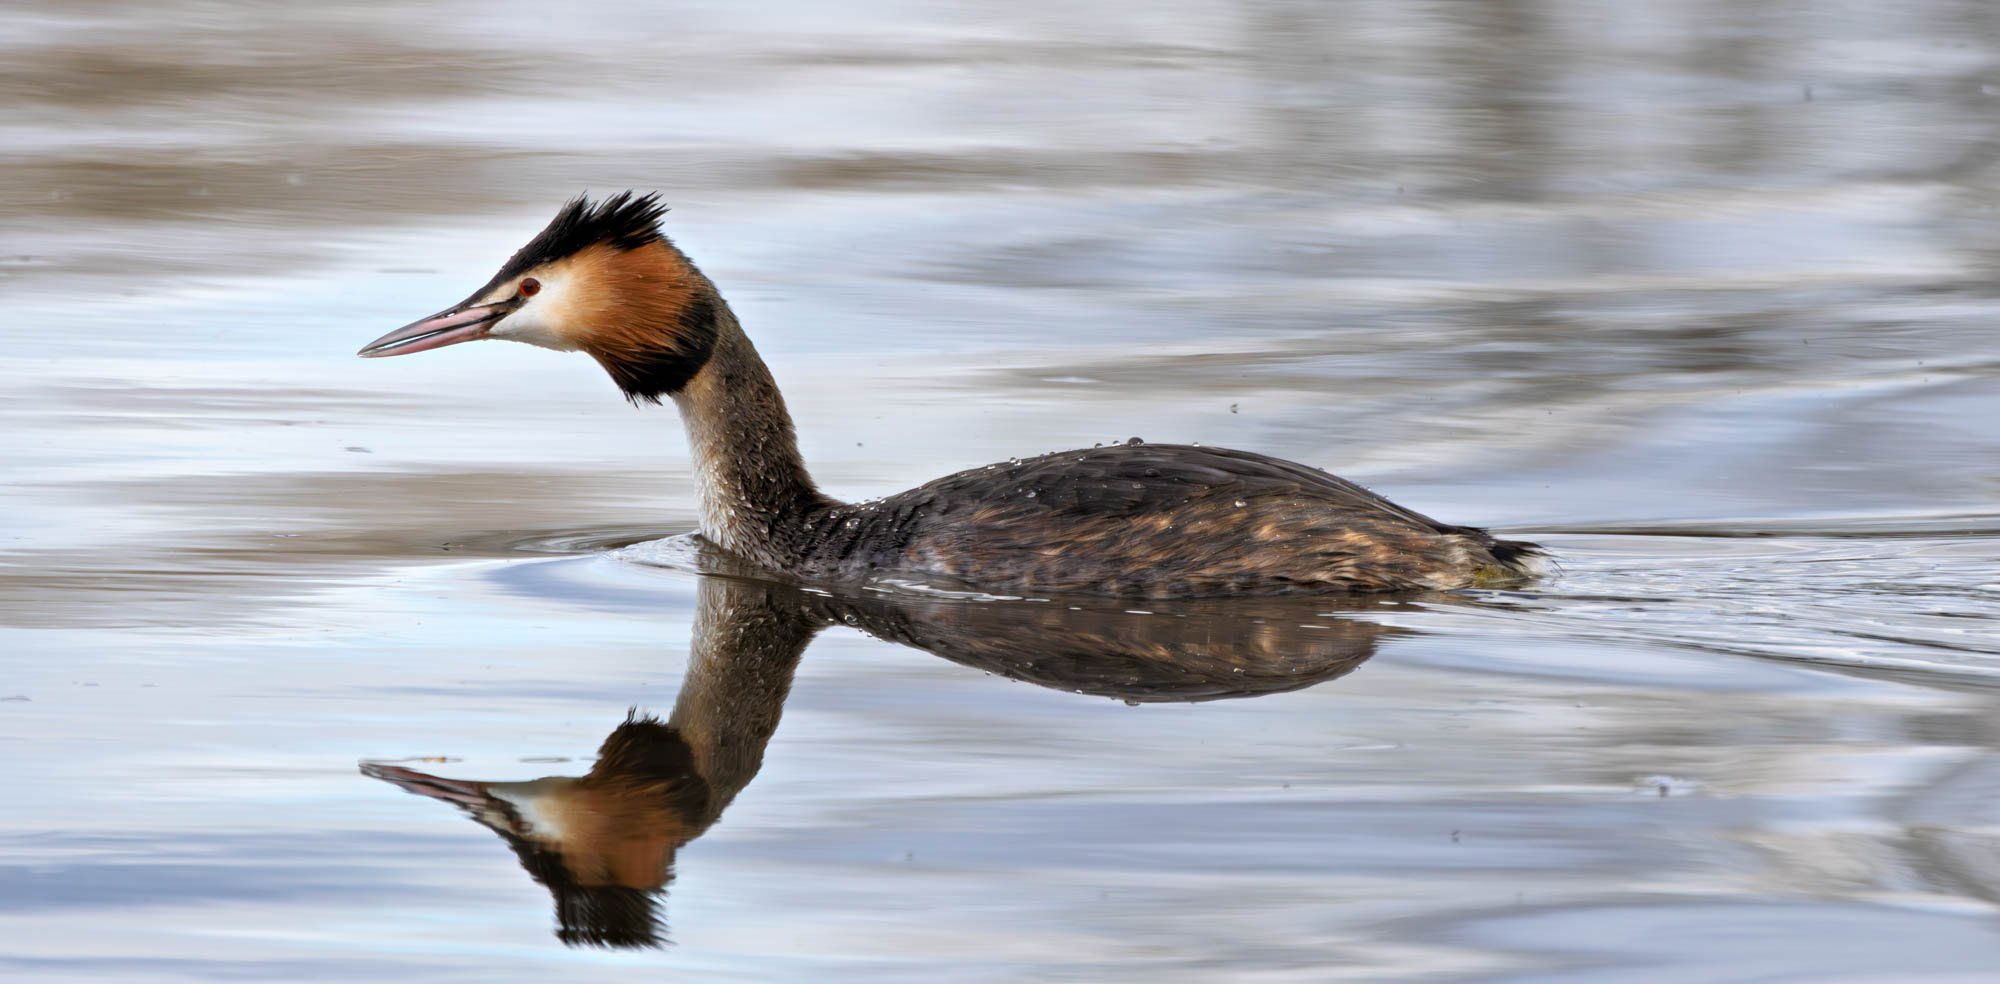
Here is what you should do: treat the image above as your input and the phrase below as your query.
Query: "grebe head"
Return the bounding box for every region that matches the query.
[358,191,720,403]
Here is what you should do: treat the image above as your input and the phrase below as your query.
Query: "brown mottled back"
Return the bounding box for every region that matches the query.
[783,443,1538,595]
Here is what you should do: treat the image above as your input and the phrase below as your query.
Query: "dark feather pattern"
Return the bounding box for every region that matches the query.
[595,292,720,405]
[463,191,670,304]
[593,711,709,798]
[503,835,665,949]
[802,587,1391,701]
[764,443,1543,595]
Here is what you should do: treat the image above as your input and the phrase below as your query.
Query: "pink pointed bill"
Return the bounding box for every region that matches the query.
[357,301,515,358]
[360,762,495,806]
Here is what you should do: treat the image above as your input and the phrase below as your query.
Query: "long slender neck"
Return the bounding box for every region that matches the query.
[669,314,834,566]
[666,577,822,829]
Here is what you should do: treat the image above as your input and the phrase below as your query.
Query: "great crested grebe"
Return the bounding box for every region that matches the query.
[360,192,1540,595]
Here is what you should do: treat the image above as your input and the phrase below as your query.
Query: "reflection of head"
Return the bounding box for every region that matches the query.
[365,712,712,949]
[365,571,1411,947]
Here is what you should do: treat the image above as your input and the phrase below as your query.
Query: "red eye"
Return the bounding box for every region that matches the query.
[519,278,541,297]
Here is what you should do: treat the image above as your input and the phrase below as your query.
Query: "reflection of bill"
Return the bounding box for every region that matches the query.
[363,574,1400,947]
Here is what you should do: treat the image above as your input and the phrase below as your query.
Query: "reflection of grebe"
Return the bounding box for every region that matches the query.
[361,193,1540,595]
[365,577,815,949]
[363,574,1394,947]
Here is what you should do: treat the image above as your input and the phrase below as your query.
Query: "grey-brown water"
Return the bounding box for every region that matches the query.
[6,2,2000,980]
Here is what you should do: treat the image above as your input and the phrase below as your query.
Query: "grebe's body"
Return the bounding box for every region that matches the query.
[362,193,1539,596]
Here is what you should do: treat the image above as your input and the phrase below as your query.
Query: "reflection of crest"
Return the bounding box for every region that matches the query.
[365,573,1402,947]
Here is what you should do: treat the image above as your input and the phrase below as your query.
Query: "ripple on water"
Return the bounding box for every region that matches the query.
[601,517,2000,694]
[1456,526,2000,689]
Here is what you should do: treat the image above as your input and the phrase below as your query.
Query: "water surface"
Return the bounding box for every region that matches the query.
[5,1,2000,980]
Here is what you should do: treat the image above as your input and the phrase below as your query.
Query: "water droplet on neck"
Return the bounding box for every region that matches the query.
[1125,436,1143,446]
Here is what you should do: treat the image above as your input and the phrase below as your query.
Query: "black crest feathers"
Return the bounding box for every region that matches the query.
[468,191,670,300]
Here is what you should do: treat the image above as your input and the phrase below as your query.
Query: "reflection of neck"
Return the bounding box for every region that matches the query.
[668,576,822,830]
[671,323,834,568]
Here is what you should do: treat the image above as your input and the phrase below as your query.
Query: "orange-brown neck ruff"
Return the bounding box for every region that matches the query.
[564,241,722,404]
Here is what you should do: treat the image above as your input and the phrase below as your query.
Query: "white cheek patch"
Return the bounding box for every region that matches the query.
[488,272,582,351]
[489,784,571,840]
[491,303,580,351]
